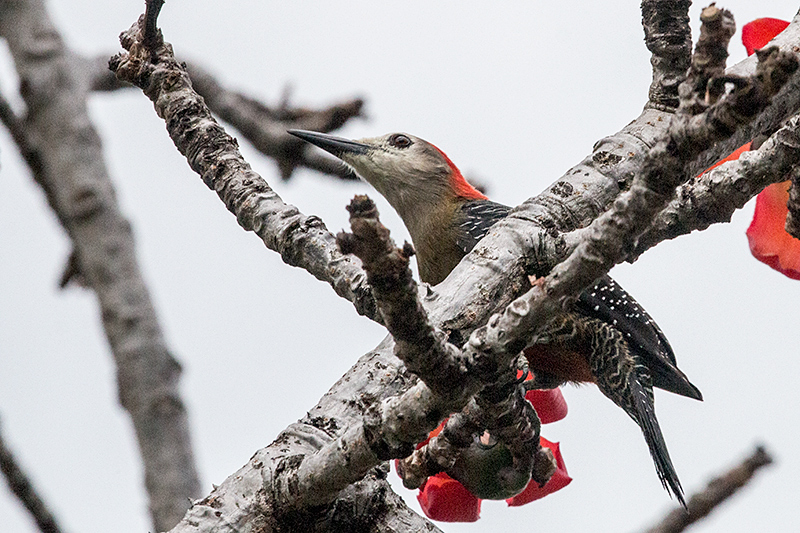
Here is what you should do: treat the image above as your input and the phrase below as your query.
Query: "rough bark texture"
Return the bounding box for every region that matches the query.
[787,165,800,238]
[110,20,377,323]
[642,0,693,111]
[106,4,800,532]
[0,0,201,530]
[634,114,800,256]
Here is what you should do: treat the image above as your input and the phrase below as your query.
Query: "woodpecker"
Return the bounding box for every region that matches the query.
[289,129,701,506]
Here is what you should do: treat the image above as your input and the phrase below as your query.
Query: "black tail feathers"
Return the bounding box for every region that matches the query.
[629,377,687,508]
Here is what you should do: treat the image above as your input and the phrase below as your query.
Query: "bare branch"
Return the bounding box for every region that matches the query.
[106,5,800,531]
[679,5,736,115]
[455,23,800,418]
[142,0,165,60]
[0,0,201,529]
[0,418,64,533]
[687,12,800,175]
[642,0,692,111]
[633,113,800,257]
[644,445,773,533]
[185,61,363,181]
[109,18,378,321]
[336,196,463,393]
[336,197,544,500]
[86,53,363,181]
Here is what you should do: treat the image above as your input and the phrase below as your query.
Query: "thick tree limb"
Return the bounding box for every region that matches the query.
[643,445,773,533]
[0,417,64,533]
[108,4,800,531]
[633,113,800,257]
[642,0,692,111]
[0,0,201,530]
[476,44,798,368]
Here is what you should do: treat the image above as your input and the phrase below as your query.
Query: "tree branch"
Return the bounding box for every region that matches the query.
[185,61,363,181]
[106,4,800,531]
[110,17,378,322]
[642,0,692,111]
[336,197,545,500]
[336,196,464,397]
[0,0,201,529]
[633,113,800,257]
[83,52,363,181]
[0,417,64,533]
[643,445,773,533]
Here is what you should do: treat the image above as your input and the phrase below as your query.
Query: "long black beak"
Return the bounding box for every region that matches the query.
[287,130,371,157]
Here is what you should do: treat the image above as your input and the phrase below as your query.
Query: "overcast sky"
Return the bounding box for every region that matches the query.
[2,1,800,532]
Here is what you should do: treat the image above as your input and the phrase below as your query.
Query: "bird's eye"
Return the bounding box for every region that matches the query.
[389,134,412,149]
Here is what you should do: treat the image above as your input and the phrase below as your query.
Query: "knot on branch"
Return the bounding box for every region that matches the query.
[109,10,180,100]
[337,195,414,288]
[679,4,736,115]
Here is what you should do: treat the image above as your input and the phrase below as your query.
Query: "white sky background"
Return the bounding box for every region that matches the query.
[1,1,799,531]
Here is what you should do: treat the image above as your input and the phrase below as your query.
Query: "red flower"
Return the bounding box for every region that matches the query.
[518,370,568,424]
[747,181,800,280]
[737,17,800,281]
[525,388,568,424]
[742,18,789,55]
[704,142,752,173]
[417,472,482,522]
[507,437,572,506]
[401,380,570,521]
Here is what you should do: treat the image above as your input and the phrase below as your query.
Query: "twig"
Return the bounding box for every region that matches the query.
[185,62,363,181]
[0,418,64,533]
[85,54,363,180]
[143,0,165,61]
[679,5,736,116]
[336,196,463,392]
[644,445,774,533]
[642,0,692,111]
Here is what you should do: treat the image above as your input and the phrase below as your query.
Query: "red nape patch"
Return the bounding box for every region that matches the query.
[430,143,487,200]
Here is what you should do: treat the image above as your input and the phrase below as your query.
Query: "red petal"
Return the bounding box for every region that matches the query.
[704,142,752,173]
[417,472,482,522]
[747,181,800,280]
[742,18,790,56]
[507,437,572,506]
[525,388,568,424]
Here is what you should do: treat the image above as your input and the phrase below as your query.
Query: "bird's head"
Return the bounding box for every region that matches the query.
[288,130,485,220]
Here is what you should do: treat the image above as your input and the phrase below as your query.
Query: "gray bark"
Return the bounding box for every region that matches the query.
[108,6,800,532]
[0,0,201,530]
